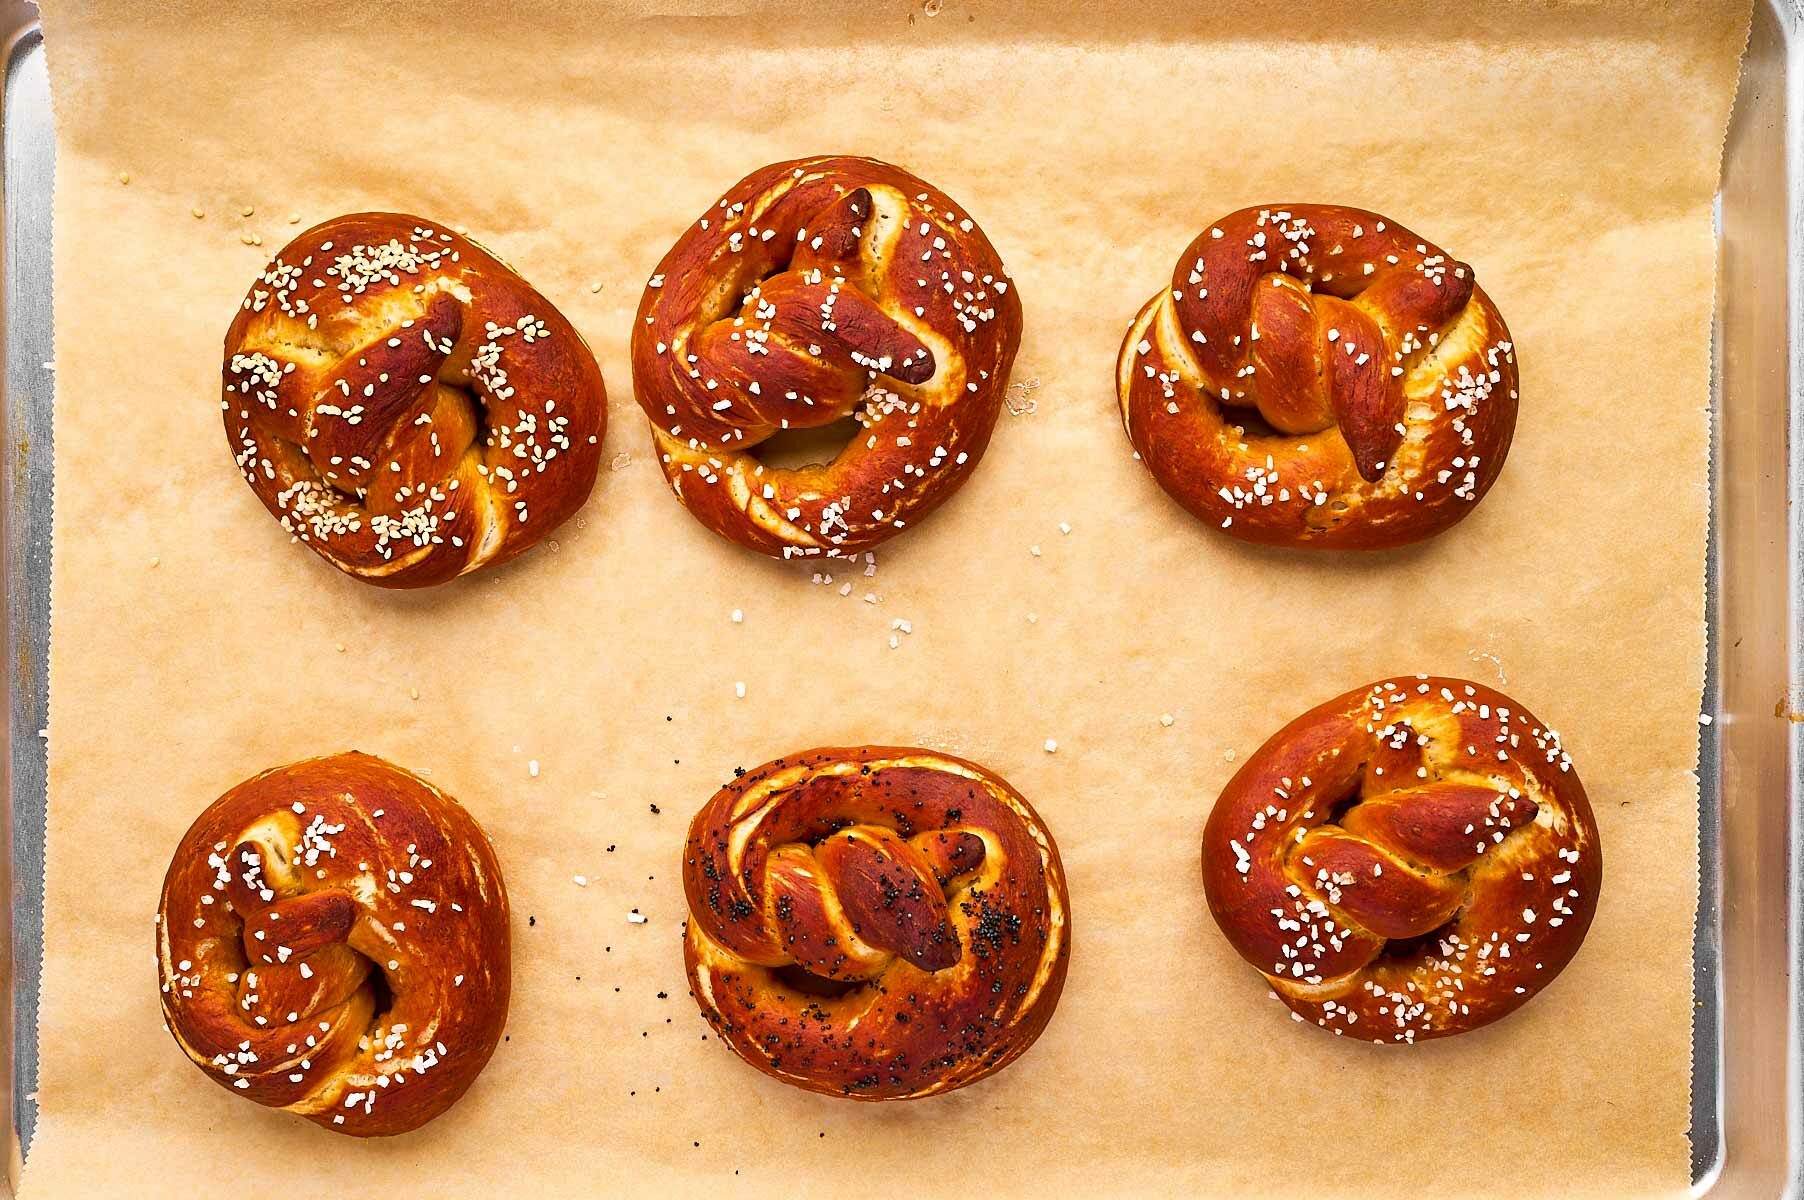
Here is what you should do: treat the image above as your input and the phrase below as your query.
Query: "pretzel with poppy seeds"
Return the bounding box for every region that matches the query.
[1202,677,1601,1042]
[156,753,510,1135]
[1119,205,1518,549]
[223,213,607,587]
[683,746,1069,1098]
[633,156,1023,558]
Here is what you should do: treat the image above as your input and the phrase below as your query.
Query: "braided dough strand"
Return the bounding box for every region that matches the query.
[1202,677,1601,1043]
[683,746,1069,1098]
[223,213,607,587]
[633,157,1023,558]
[1120,205,1518,549]
[157,753,510,1135]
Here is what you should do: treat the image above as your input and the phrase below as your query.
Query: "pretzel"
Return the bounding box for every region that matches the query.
[1119,205,1518,549]
[632,156,1023,558]
[682,746,1069,1098]
[1202,677,1600,1043]
[223,213,608,587]
[156,753,511,1135]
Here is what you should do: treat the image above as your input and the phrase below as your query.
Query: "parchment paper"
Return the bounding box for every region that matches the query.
[27,0,1749,1194]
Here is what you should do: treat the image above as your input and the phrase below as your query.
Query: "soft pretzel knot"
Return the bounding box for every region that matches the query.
[1201,677,1601,1042]
[223,213,608,587]
[632,156,1023,558]
[682,746,1070,1098]
[1119,205,1518,549]
[156,753,510,1135]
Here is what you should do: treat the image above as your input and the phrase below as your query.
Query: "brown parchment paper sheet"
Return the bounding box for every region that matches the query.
[26,0,1749,1194]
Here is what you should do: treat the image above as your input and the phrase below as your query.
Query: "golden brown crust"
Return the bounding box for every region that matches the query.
[632,157,1023,559]
[682,745,1069,1098]
[1202,677,1601,1042]
[156,753,511,1135]
[1119,205,1518,549]
[223,213,607,587]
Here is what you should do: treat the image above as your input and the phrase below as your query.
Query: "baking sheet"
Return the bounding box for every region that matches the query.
[2,7,54,1173]
[24,0,1749,1195]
